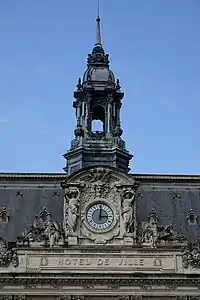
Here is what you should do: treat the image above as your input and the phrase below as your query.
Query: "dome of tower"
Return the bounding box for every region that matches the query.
[82,66,115,89]
[82,16,116,90]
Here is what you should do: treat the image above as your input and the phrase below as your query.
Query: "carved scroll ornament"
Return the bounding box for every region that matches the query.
[80,168,113,204]
[87,167,112,183]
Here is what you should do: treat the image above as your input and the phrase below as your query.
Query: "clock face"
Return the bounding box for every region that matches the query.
[86,203,114,230]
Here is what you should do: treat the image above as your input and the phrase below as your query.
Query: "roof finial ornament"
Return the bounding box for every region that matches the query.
[76,77,82,91]
[95,0,102,46]
[97,0,100,18]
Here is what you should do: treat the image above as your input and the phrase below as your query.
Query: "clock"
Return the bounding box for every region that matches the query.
[86,203,114,230]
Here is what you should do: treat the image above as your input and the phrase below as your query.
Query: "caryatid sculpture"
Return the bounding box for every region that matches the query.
[121,189,135,234]
[64,188,80,236]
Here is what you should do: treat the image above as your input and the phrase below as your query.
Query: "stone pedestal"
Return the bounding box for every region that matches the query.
[123,236,134,245]
[68,236,78,245]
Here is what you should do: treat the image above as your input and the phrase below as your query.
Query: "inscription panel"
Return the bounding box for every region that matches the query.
[26,253,177,272]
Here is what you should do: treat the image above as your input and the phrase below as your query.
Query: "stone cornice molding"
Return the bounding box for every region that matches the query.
[0,173,66,182]
[1,295,200,300]
[1,172,200,183]
[1,275,200,287]
[0,296,26,300]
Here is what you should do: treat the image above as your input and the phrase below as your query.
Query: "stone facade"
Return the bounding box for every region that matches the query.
[0,168,200,299]
[0,11,199,300]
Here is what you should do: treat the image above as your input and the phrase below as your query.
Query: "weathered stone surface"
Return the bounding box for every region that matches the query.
[0,237,18,268]
[183,240,200,268]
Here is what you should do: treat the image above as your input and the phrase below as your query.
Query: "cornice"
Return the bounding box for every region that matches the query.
[0,173,66,182]
[1,275,200,288]
[132,174,200,182]
[1,172,200,183]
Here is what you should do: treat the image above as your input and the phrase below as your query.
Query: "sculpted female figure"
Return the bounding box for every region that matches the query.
[141,210,159,248]
[121,189,135,234]
[44,213,61,247]
[65,189,80,236]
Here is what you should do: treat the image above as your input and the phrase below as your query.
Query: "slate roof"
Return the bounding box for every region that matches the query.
[0,172,200,242]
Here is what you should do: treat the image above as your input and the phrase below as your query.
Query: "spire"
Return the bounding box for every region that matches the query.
[95,0,102,46]
[87,2,109,67]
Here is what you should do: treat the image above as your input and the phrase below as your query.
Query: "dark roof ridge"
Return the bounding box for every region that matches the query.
[0,172,200,181]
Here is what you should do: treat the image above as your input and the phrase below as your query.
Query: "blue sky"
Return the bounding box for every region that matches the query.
[0,0,200,174]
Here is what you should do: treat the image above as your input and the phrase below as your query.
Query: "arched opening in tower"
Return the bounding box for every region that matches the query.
[91,105,105,133]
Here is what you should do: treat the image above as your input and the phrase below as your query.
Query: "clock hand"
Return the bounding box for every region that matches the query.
[99,205,102,218]
[101,214,107,219]
[100,210,107,219]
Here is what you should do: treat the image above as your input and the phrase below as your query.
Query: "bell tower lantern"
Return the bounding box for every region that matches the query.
[64,15,133,175]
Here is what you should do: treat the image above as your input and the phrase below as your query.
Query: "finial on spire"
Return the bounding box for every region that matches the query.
[97,0,100,18]
[95,0,102,46]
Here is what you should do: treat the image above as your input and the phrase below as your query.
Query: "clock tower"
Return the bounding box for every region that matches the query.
[64,15,133,175]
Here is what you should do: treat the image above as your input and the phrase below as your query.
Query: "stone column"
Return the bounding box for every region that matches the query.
[77,105,81,119]
[81,101,85,126]
[116,102,121,125]
[76,104,81,128]
[107,103,111,133]
[107,94,113,134]
[85,94,92,132]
